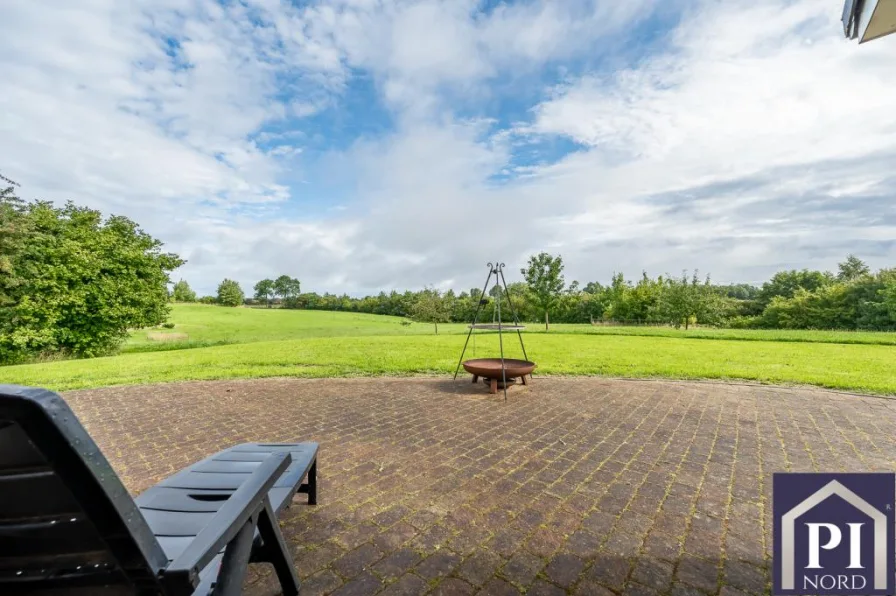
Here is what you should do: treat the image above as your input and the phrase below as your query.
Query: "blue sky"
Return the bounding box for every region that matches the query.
[1,0,895,296]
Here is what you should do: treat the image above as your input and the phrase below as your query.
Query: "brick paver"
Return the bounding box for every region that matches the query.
[64,378,896,595]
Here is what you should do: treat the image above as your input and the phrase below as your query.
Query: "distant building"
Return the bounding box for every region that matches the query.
[843,0,896,43]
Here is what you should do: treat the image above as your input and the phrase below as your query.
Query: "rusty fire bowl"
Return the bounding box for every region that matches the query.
[462,358,536,394]
[462,358,536,378]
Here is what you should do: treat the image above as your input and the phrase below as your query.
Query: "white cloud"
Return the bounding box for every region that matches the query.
[1,0,894,296]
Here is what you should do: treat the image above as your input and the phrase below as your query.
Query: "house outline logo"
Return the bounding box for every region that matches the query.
[779,479,888,591]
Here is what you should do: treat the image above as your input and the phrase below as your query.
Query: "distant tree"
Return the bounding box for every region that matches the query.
[656,271,713,329]
[837,254,870,282]
[172,279,197,302]
[409,287,451,334]
[198,295,217,305]
[583,281,603,294]
[216,279,244,307]
[716,283,760,300]
[757,269,833,308]
[0,197,183,363]
[521,252,565,331]
[273,275,301,307]
[254,278,275,307]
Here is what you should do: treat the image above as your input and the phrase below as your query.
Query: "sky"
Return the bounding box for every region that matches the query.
[1,0,895,297]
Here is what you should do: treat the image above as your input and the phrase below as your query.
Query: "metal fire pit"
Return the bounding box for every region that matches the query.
[462,358,536,394]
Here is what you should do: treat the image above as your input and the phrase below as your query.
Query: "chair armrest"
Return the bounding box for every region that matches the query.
[160,451,292,595]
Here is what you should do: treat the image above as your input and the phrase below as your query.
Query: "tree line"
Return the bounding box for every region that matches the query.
[176,253,896,332]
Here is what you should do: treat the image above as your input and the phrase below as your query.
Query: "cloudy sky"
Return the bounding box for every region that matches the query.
[1,0,894,296]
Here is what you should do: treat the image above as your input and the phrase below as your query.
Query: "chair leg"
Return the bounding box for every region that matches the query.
[257,497,300,596]
[212,517,257,596]
[307,459,318,505]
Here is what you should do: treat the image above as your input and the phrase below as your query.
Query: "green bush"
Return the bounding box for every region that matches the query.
[0,198,182,364]
[216,279,244,307]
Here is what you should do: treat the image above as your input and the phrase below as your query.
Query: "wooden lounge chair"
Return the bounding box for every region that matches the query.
[0,384,319,595]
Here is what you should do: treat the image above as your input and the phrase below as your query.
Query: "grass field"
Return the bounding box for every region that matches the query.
[3,304,895,394]
[124,304,896,350]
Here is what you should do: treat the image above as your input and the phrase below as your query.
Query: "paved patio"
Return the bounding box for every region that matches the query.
[65,377,896,596]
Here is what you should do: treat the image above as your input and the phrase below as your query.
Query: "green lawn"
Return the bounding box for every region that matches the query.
[3,304,895,394]
[127,304,896,350]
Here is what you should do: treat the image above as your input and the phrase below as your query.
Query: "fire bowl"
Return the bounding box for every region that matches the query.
[462,358,536,394]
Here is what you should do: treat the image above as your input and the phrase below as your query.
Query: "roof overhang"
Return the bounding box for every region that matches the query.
[843,0,896,43]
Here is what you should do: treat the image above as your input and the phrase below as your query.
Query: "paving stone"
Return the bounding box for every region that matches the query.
[543,553,585,588]
[415,551,463,581]
[528,579,566,596]
[630,558,674,592]
[582,556,631,591]
[719,586,754,596]
[379,573,428,596]
[373,521,418,552]
[723,559,768,593]
[676,557,720,593]
[478,577,521,596]
[330,571,383,596]
[332,543,384,578]
[564,529,603,558]
[431,578,476,596]
[456,548,504,587]
[300,570,343,596]
[574,579,618,595]
[500,550,545,588]
[622,582,662,596]
[372,548,422,581]
[295,542,345,577]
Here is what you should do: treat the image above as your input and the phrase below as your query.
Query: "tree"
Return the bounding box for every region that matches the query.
[757,269,833,308]
[273,275,301,307]
[657,272,695,329]
[521,252,565,330]
[254,278,275,307]
[837,254,870,282]
[172,279,197,302]
[583,281,603,294]
[409,287,451,334]
[0,198,183,363]
[716,283,760,300]
[217,279,244,307]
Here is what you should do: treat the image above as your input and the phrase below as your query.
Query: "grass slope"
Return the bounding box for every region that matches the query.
[4,310,895,394]
[123,304,441,352]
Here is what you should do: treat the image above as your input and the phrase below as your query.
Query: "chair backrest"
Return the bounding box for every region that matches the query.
[0,385,169,595]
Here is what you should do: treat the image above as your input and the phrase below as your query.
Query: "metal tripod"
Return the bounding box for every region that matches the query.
[453,262,529,400]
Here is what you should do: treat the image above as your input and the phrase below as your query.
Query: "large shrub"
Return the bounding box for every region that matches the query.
[0,199,183,363]
[216,279,245,307]
[172,279,197,302]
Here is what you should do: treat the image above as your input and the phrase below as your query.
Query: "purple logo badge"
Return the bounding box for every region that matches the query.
[773,473,894,595]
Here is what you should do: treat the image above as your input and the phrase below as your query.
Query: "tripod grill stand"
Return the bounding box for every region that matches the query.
[453,262,532,400]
